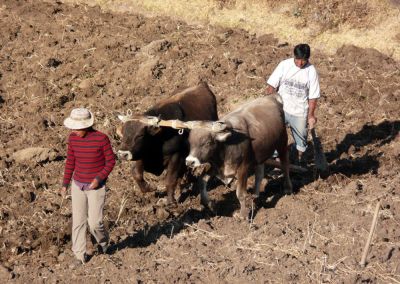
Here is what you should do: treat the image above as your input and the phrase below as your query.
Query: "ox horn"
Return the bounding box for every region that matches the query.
[139,116,162,126]
[184,120,227,132]
[117,115,131,122]
[209,121,227,132]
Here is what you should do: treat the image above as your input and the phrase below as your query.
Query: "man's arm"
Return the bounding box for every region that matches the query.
[308,65,320,129]
[308,99,318,129]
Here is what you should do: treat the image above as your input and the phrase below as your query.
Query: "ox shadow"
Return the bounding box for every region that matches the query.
[110,120,399,251]
[249,171,290,217]
[110,208,215,252]
[110,179,240,253]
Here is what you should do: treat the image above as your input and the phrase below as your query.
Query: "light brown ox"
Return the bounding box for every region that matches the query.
[184,95,293,219]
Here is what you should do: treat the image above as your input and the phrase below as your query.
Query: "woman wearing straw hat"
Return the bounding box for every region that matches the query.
[61,108,116,267]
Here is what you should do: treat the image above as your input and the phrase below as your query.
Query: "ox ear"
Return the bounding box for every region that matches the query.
[214,131,231,142]
[147,125,162,136]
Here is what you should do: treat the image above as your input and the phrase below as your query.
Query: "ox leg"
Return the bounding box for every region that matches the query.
[277,146,293,194]
[254,164,264,198]
[165,153,183,204]
[132,160,154,193]
[235,164,250,220]
[253,164,264,198]
[198,175,215,212]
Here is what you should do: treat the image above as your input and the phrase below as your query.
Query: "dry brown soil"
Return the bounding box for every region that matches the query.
[0,0,399,283]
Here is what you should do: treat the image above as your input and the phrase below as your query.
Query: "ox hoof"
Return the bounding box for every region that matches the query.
[166,196,177,206]
[283,188,293,195]
[233,212,242,219]
[140,185,156,193]
[156,197,177,207]
[202,201,216,214]
[233,208,250,220]
[156,198,168,206]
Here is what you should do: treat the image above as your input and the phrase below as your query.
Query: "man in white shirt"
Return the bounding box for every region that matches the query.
[265,44,320,164]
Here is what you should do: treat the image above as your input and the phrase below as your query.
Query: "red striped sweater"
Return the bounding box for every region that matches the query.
[62,129,116,187]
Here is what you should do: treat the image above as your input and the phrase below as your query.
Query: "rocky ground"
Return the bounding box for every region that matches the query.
[0,0,399,282]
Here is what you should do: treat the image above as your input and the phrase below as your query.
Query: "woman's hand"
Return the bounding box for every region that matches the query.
[61,186,67,197]
[89,179,99,190]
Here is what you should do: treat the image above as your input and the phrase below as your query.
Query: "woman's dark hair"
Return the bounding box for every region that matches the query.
[294,44,311,59]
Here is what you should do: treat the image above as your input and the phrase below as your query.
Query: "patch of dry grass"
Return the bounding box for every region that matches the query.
[63,0,400,60]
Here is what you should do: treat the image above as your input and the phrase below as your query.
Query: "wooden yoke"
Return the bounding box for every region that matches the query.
[159,120,228,132]
[157,119,188,129]
[119,114,228,132]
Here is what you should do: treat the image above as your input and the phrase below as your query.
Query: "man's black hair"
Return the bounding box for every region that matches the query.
[294,44,311,60]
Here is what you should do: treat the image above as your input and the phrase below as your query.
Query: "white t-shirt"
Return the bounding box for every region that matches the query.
[267,58,320,117]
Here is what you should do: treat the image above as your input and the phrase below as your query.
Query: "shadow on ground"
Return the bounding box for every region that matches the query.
[112,120,399,252]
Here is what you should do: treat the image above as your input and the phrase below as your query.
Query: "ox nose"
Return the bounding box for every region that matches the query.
[186,159,195,167]
[185,155,200,168]
[117,150,133,161]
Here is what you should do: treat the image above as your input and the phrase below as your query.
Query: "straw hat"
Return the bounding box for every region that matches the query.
[64,108,94,130]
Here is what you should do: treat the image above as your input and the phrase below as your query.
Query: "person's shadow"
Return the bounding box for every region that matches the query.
[326,120,399,176]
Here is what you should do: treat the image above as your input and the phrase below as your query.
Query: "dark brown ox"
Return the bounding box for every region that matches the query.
[117,82,218,203]
[185,95,292,219]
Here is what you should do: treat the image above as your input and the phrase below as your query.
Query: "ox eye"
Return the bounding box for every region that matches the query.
[135,134,144,141]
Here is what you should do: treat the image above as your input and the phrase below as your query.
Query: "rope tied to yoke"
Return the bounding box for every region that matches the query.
[170,120,185,135]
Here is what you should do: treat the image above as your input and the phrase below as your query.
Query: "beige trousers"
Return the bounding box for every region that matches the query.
[71,181,108,260]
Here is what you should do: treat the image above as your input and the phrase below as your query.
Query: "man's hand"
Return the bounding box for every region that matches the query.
[265,85,276,95]
[308,116,317,129]
[89,179,99,190]
[61,186,67,198]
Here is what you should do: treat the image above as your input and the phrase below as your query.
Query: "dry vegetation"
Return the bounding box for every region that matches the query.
[64,0,400,60]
